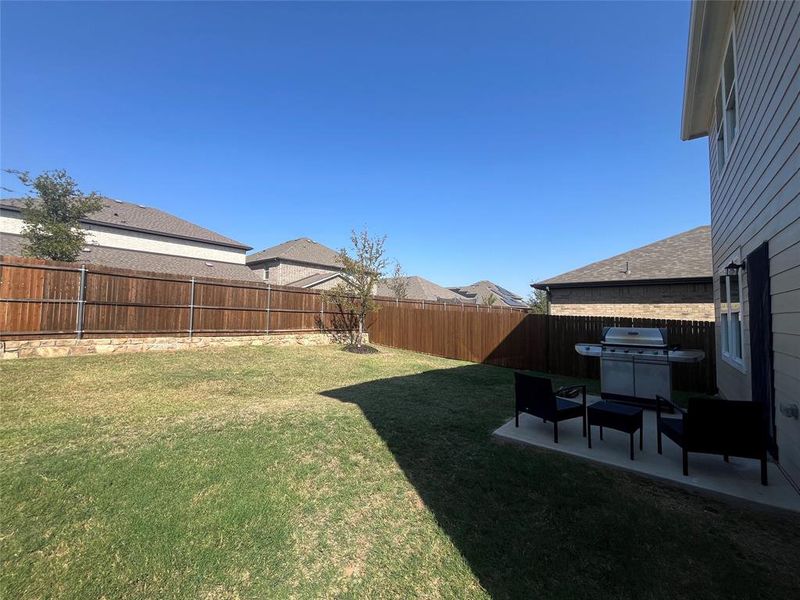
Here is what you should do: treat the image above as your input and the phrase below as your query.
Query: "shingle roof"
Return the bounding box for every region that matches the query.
[448,281,526,308]
[0,197,251,250]
[288,271,346,288]
[247,238,343,268]
[533,226,712,288]
[0,233,262,282]
[377,276,476,303]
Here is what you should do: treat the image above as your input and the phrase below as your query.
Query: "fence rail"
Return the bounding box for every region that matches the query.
[0,256,716,392]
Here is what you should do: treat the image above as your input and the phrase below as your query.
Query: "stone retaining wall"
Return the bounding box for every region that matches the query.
[0,332,359,360]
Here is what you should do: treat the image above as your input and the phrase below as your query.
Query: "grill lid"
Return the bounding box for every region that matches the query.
[601,327,668,348]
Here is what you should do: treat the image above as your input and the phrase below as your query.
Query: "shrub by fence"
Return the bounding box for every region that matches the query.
[0,256,716,392]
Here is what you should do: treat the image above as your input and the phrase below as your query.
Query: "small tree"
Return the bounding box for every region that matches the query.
[324,229,388,349]
[7,169,103,262]
[383,262,408,300]
[526,286,550,315]
[482,292,498,307]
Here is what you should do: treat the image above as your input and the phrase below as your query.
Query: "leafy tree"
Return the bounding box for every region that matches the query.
[526,286,550,315]
[324,229,388,349]
[482,292,498,306]
[7,169,103,262]
[383,262,408,300]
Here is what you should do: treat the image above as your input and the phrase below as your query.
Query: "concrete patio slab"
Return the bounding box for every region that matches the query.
[493,395,800,513]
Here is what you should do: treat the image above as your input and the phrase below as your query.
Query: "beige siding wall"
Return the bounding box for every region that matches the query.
[1,213,247,265]
[549,283,714,320]
[707,1,800,482]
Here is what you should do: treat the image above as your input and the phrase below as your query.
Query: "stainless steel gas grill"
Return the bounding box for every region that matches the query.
[575,327,705,408]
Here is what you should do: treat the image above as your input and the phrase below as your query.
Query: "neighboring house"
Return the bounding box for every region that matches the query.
[532,226,714,321]
[449,280,527,308]
[376,275,477,303]
[0,197,259,280]
[681,0,799,487]
[246,238,349,290]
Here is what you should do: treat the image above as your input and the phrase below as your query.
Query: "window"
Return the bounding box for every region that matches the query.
[263,267,270,281]
[719,266,744,366]
[715,29,738,174]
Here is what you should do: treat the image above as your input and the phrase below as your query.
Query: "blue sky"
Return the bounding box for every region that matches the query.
[1,1,709,297]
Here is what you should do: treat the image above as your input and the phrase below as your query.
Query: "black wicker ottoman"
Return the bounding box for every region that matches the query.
[587,401,644,460]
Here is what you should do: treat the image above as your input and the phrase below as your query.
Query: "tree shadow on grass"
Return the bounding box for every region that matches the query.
[321,363,796,600]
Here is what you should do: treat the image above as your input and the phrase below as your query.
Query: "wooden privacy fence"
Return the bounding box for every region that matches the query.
[368,300,541,366]
[1,256,716,392]
[0,256,525,340]
[0,256,333,338]
[367,304,717,393]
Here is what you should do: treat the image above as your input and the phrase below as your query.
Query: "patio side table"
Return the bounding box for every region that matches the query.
[587,401,644,460]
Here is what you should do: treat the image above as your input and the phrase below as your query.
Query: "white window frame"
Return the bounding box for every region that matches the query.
[718,252,746,372]
[714,19,739,179]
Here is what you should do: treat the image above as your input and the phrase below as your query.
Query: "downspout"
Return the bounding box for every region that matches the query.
[544,286,551,373]
[545,286,552,316]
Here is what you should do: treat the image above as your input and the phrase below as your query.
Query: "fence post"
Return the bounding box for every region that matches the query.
[188,277,195,338]
[544,313,551,374]
[75,265,87,339]
[266,284,271,334]
[320,294,324,332]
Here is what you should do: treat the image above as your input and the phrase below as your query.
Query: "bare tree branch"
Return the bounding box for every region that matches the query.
[322,229,388,348]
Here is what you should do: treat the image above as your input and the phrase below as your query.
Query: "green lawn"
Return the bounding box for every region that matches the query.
[1,345,798,599]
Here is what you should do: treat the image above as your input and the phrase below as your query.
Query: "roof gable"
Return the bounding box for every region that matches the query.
[247,238,342,269]
[534,226,712,288]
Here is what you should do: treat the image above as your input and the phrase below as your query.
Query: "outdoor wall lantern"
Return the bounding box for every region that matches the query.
[725,260,746,277]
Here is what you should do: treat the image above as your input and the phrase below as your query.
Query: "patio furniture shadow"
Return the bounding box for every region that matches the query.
[320,363,795,600]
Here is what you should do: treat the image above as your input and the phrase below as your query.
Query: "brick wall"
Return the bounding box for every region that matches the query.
[548,281,714,321]
[260,260,343,286]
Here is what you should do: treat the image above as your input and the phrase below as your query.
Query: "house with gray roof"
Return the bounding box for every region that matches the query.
[376,275,477,304]
[532,226,713,320]
[0,197,259,281]
[448,280,527,308]
[246,238,350,290]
